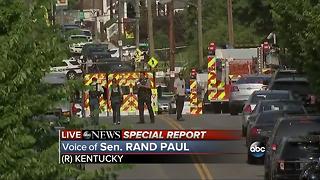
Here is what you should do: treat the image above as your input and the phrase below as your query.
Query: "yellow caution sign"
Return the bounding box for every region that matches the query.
[148,57,159,68]
[134,48,143,62]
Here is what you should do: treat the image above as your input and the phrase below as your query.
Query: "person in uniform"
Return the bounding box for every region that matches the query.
[109,78,123,125]
[174,72,186,121]
[136,72,155,123]
[89,77,104,126]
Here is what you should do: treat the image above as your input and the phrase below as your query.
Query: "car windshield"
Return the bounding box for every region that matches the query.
[235,76,270,84]
[275,72,305,79]
[280,141,320,159]
[256,112,283,125]
[251,93,290,104]
[257,101,305,113]
[81,30,91,37]
[70,36,88,43]
[275,121,320,143]
[271,81,312,94]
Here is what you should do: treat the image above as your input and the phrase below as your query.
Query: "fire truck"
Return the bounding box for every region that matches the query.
[204,47,258,113]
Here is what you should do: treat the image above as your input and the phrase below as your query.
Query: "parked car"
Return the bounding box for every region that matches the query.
[68,34,92,54]
[158,95,175,114]
[242,90,293,136]
[34,73,72,122]
[81,43,109,61]
[50,59,82,80]
[269,136,320,180]
[246,111,284,145]
[264,116,320,179]
[229,75,271,115]
[272,69,305,80]
[245,99,307,135]
[80,29,93,41]
[268,77,318,112]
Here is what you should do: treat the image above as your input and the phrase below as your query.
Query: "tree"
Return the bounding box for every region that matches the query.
[0,0,127,179]
[269,0,320,93]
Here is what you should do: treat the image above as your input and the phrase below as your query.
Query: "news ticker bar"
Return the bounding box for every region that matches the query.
[61,130,241,140]
[60,140,240,153]
[60,154,245,164]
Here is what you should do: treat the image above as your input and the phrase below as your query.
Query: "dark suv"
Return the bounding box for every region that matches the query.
[264,116,320,179]
[269,136,320,180]
[268,77,318,112]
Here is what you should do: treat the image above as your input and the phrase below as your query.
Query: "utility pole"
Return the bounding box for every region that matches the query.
[227,0,234,47]
[135,0,140,48]
[168,0,175,91]
[92,0,98,41]
[118,0,123,61]
[110,0,113,19]
[147,0,155,58]
[197,0,203,69]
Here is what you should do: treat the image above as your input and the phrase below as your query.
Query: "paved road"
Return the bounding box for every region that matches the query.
[85,113,264,180]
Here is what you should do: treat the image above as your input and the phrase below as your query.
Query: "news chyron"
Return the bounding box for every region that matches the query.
[59,129,241,164]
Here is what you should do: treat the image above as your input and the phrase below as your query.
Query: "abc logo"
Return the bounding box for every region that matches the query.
[249,141,265,158]
[83,131,92,139]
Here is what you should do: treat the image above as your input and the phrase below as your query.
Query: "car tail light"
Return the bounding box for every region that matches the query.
[250,127,261,136]
[308,95,316,104]
[243,105,252,113]
[231,85,239,92]
[278,160,285,171]
[271,144,277,151]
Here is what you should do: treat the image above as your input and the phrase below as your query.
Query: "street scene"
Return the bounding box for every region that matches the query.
[1,0,320,180]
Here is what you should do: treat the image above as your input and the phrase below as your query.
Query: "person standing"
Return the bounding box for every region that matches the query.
[136,72,155,123]
[109,78,123,125]
[89,77,104,126]
[174,72,186,121]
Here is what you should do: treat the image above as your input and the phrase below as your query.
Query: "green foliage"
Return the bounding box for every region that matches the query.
[179,0,272,68]
[269,0,320,93]
[0,0,127,179]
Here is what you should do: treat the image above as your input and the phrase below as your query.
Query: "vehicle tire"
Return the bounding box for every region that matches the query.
[242,125,246,137]
[264,170,270,180]
[247,153,255,164]
[67,71,77,80]
[230,108,238,115]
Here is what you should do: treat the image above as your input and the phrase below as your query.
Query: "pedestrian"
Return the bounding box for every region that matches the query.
[89,77,104,126]
[136,72,155,124]
[174,72,186,121]
[109,78,123,125]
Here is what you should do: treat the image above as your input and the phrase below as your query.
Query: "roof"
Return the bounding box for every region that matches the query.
[273,77,309,82]
[278,115,320,122]
[277,69,297,73]
[259,99,302,104]
[215,48,257,59]
[253,90,290,95]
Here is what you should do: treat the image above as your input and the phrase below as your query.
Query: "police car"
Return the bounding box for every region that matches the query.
[50,58,82,80]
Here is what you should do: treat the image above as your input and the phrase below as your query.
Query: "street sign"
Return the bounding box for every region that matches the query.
[79,11,85,20]
[134,48,143,62]
[148,57,159,68]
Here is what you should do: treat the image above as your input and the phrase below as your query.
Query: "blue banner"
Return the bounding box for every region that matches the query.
[60,140,240,154]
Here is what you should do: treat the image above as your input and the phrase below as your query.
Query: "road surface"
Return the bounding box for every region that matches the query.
[85,114,264,180]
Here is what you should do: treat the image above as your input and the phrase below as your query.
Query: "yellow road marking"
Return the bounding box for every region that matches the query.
[159,115,214,180]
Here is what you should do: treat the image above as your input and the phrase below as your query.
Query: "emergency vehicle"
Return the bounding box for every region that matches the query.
[205,47,258,113]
